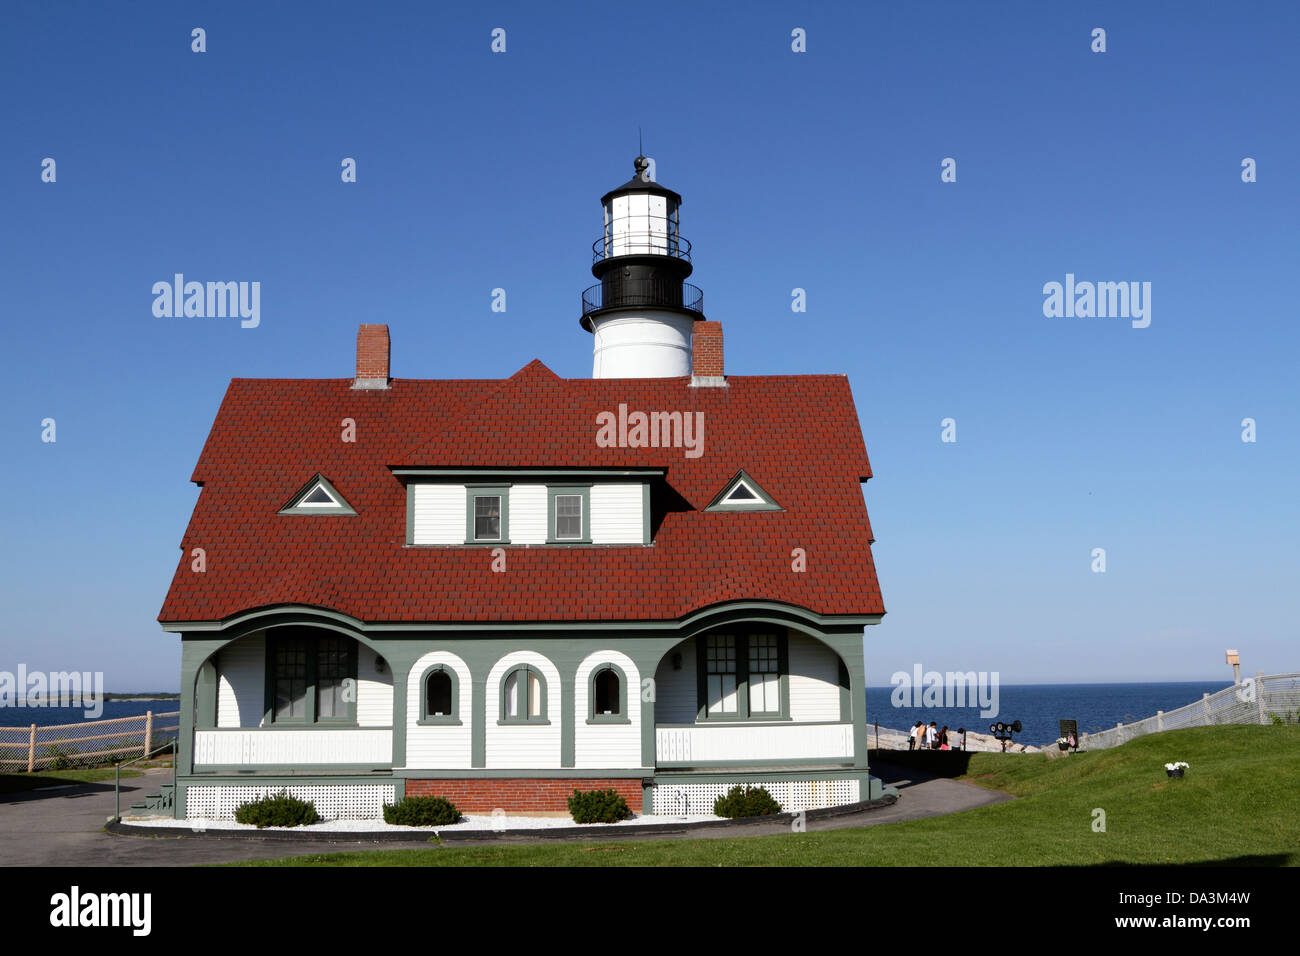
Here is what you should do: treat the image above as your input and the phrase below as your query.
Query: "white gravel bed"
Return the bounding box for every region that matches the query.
[120,812,722,833]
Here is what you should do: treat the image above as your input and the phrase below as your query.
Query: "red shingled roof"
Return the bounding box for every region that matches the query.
[158,362,884,624]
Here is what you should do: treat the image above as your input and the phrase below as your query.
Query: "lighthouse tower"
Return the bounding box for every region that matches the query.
[580,157,705,378]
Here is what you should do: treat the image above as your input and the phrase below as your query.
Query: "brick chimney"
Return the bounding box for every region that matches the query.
[690,320,725,387]
[353,325,390,389]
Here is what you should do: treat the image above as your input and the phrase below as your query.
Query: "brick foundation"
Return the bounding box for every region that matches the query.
[406,778,643,813]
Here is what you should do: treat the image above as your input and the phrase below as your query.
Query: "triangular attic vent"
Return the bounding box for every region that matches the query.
[706,470,781,511]
[279,474,357,515]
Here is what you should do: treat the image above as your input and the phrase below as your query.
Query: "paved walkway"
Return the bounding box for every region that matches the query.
[1,762,1011,866]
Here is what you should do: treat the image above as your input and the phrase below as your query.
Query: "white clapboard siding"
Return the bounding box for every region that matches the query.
[573,651,642,769]
[655,723,854,764]
[194,729,392,765]
[787,633,843,722]
[590,483,643,544]
[356,644,394,727]
[411,484,466,544]
[404,651,473,770]
[653,646,698,724]
[216,632,264,728]
[509,484,547,544]
[485,651,562,769]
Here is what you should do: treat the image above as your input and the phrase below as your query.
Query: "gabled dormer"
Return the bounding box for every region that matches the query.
[705,470,780,512]
[278,474,357,515]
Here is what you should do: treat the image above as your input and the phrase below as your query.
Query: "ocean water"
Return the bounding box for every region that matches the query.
[865,681,1234,746]
[0,699,179,730]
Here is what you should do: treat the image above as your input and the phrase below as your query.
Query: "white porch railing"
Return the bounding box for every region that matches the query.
[194,729,392,766]
[656,722,855,764]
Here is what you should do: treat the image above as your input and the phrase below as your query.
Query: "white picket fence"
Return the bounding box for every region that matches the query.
[1078,673,1300,750]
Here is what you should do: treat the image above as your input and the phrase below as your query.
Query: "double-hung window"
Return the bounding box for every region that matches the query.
[466,486,509,543]
[547,486,591,543]
[697,630,788,720]
[267,631,358,725]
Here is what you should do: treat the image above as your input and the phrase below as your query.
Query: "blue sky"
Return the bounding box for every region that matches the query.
[1,1,1296,690]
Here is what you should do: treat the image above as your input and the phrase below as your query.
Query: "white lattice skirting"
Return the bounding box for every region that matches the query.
[185,784,396,820]
[650,778,859,816]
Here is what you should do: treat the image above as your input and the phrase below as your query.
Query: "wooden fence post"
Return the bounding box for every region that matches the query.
[27,724,36,772]
[1156,710,1164,732]
[143,711,153,758]
[1257,670,1267,725]
[1202,693,1211,725]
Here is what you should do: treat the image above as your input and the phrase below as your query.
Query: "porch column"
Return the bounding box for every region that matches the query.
[822,632,869,772]
[179,636,228,777]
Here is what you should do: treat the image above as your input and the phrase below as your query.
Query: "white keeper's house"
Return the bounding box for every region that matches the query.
[157,157,887,820]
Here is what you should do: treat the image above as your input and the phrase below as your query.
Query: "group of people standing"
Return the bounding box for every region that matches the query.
[908,721,964,751]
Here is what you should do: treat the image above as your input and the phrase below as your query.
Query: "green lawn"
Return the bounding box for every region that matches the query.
[0,767,143,793]
[231,726,1299,867]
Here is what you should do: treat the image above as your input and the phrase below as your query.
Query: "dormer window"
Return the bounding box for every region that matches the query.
[465,486,509,543]
[279,475,357,515]
[547,486,591,543]
[706,470,781,512]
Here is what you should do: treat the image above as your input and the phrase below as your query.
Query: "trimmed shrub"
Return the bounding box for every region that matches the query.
[233,790,320,828]
[568,788,633,824]
[713,785,782,818]
[383,795,461,827]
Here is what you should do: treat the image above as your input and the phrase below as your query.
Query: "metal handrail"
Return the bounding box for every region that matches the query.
[581,281,704,318]
[111,739,177,823]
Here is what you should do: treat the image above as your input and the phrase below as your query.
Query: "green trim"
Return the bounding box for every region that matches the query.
[560,666,575,767]
[416,664,461,725]
[642,480,652,544]
[465,485,509,544]
[546,485,592,543]
[704,469,782,512]
[162,600,884,634]
[587,662,629,724]
[391,661,407,768]
[471,675,486,767]
[498,664,548,724]
[278,473,358,516]
[263,628,359,726]
[405,483,415,545]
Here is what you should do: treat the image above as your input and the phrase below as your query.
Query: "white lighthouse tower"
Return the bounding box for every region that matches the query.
[580,157,705,378]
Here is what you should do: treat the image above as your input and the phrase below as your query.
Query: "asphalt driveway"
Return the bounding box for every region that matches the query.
[1,762,1011,866]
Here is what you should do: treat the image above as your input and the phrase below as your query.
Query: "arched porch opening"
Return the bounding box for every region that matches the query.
[189,620,394,771]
